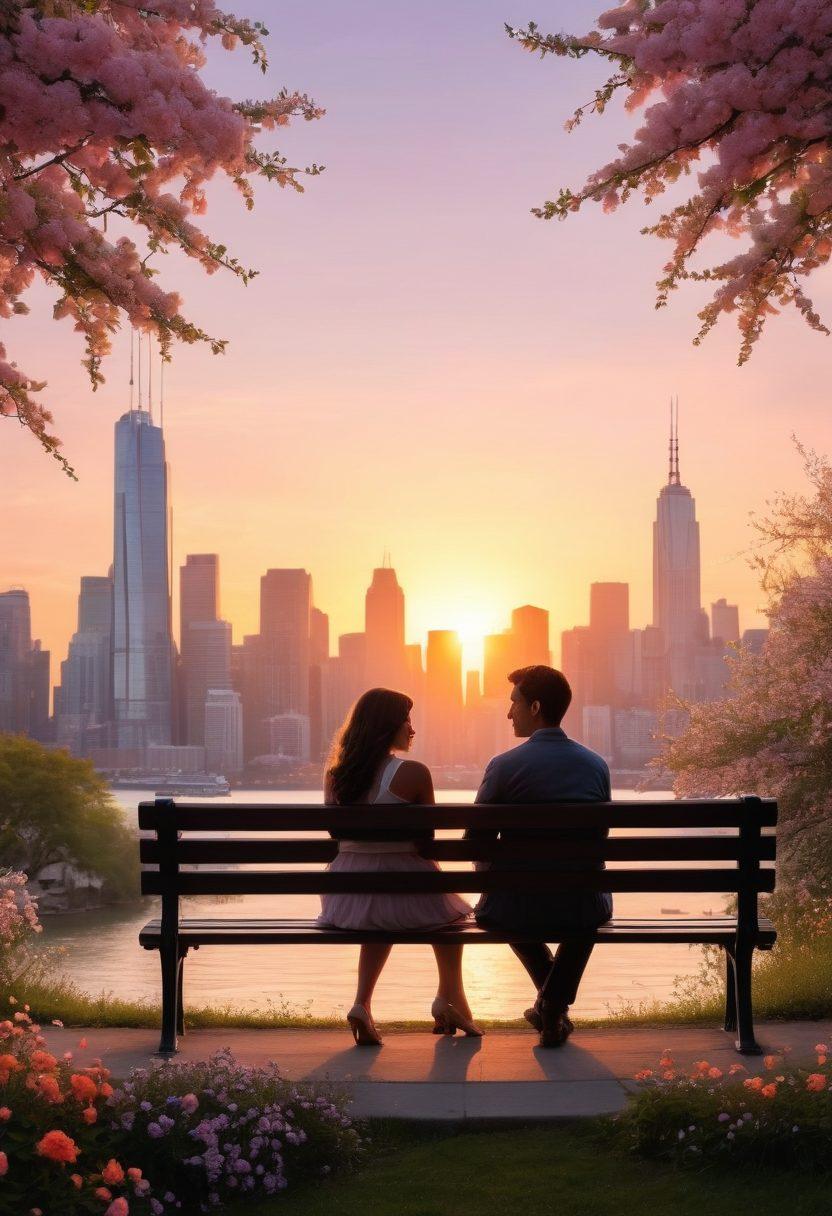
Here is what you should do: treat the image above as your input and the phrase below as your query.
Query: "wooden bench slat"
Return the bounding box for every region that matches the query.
[140,867,776,896]
[139,836,776,865]
[139,915,777,948]
[138,799,778,832]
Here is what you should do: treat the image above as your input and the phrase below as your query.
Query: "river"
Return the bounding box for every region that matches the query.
[39,788,724,1022]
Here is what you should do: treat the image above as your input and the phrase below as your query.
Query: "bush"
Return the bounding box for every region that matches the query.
[613,1043,832,1170]
[0,1002,361,1214]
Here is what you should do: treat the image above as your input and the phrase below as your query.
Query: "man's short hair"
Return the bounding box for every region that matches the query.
[508,665,572,726]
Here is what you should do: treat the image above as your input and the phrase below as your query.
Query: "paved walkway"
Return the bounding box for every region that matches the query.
[42,1021,832,1122]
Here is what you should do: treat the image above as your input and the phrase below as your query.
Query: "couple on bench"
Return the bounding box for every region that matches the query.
[320,665,612,1050]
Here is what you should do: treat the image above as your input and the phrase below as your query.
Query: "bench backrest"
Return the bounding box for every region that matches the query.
[139,797,777,936]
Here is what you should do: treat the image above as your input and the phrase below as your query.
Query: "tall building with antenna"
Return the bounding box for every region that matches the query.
[112,408,175,748]
[652,398,705,699]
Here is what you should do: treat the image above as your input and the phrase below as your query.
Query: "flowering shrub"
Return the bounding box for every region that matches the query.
[617,1044,832,1170]
[0,870,47,993]
[0,1000,361,1214]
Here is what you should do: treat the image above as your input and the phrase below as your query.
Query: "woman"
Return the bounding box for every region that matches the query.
[320,687,481,1046]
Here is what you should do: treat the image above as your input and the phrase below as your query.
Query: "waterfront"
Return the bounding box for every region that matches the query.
[38,788,725,1022]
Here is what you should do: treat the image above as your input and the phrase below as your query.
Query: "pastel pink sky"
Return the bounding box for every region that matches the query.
[3,0,831,678]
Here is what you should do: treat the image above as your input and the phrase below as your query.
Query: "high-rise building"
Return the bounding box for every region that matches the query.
[309,606,330,762]
[364,563,406,689]
[183,620,232,745]
[0,589,32,733]
[711,598,740,645]
[560,624,592,740]
[204,688,243,774]
[483,630,516,700]
[511,605,551,668]
[652,401,702,699]
[253,569,312,755]
[589,582,630,706]
[180,555,219,636]
[0,589,50,738]
[425,629,463,766]
[268,711,311,761]
[179,555,232,746]
[57,575,113,754]
[112,409,174,748]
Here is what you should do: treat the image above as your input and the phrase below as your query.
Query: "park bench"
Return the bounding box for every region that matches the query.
[138,796,777,1057]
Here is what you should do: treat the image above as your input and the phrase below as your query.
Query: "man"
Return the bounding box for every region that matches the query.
[468,665,612,1048]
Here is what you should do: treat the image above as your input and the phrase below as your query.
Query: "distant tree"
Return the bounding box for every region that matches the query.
[0,2,322,475]
[664,445,832,890]
[509,2,832,364]
[0,734,139,897]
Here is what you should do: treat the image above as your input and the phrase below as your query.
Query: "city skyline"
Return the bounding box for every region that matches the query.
[1,396,763,777]
[5,403,758,694]
[2,0,826,689]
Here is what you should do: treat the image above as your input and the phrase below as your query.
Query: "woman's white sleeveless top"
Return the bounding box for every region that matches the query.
[338,756,413,853]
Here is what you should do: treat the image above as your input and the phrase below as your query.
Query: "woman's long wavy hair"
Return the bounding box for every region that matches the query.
[325,688,413,805]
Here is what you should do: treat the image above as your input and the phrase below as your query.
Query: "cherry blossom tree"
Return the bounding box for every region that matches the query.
[1,2,322,475]
[509,1,832,364]
[664,445,832,890]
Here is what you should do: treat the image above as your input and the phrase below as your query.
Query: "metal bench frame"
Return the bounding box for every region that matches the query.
[138,795,777,1056]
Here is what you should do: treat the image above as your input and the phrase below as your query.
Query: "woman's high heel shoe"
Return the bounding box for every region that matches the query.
[347,1003,383,1046]
[430,998,484,1038]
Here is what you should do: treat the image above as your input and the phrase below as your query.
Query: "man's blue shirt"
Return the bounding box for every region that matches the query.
[469,727,613,931]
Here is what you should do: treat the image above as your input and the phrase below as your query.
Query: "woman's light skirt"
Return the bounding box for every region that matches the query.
[317,850,472,932]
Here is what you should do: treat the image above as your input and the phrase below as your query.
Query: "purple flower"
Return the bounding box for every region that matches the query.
[148,1122,164,1139]
[164,1193,176,1203]
[121,1113,135,1131]
[159,1114,175,1131]
[717,1113,731,1122]
[150,1201,164,1216]
[140,1101,153,1112]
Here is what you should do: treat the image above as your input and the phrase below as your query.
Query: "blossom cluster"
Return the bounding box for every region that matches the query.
[0,998,360,1214]
[0,871,40,948]
[108,1047,359,1209]
[621,1041,832,1168]
[509,1,832,363]
[0,2,322,471]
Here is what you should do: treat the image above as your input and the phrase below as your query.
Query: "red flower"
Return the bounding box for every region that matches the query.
[102,1160,125,1185]
[36,1130,79,1164]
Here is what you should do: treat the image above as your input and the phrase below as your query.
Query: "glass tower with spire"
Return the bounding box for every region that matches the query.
[652,398,704,699]
[112,408,174,748]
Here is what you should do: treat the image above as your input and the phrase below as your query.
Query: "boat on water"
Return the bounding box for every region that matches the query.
[154,774,231,797]
[111,773,230,796]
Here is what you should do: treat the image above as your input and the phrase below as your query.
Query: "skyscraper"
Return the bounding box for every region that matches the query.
[711,598,740,645]
[255,569,312,754]
[425,629,463,765]
[652,400,702,699]
[204,688,243,774]
[112,409,175,749]
[511,605,551,668]
[0,588,33,733]
[183,621,232,744]
[179,555,231,745]
[57,575,113,754]
[180,555,219,636]
[364,562,406,689]
[589,582,630,706]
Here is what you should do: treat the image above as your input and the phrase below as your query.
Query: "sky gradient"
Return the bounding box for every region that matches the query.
[3,0,832,679]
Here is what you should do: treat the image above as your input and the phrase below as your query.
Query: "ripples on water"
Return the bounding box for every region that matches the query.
[39,789,723,1021]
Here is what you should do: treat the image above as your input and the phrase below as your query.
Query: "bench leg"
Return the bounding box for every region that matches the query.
[732,940,762,1055]
[722,947,737,1033]
[176,949,188,1039]
[156,941,180,1057]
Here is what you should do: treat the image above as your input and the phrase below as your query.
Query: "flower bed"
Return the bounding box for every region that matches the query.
[615,1043,832,1169]
[0,999,361,1214]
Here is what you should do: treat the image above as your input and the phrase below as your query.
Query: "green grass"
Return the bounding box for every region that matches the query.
[15,935,832,1031]
[234,1121,832,1216]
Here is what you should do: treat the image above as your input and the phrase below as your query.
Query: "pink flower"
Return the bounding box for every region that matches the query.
[806,1073,826,1092]
[105,1200,129,1216]
[180,1092,198,1114]
[0,1152,7,1176]
[102,1160,124,1185]
[761,1083,777,1099]
[0,1107,10,1120]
